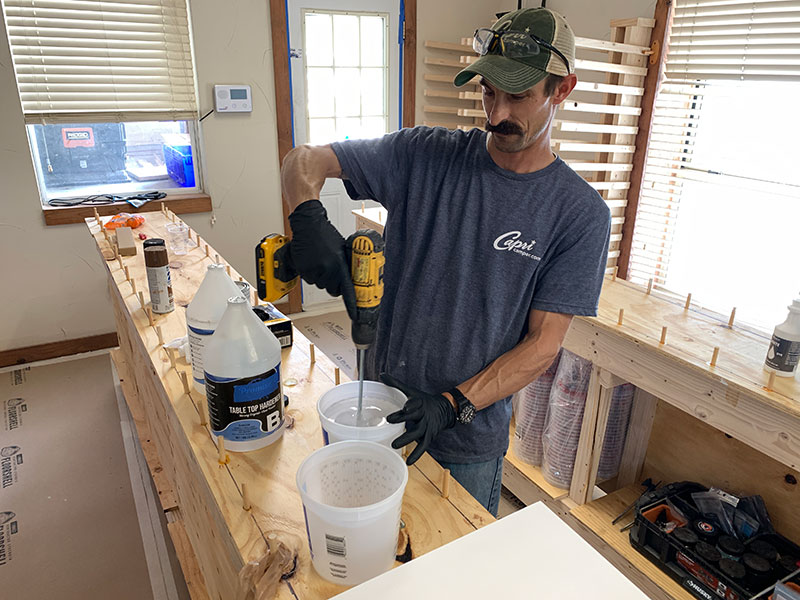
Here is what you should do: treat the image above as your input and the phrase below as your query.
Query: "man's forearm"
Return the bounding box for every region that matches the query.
[444,312,572,411]
[280,144,343,213]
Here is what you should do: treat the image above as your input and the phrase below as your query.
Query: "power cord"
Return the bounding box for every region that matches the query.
[47,191,167,207]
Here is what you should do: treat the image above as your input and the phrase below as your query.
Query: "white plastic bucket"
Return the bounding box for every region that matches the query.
[317,381,406,452]
[296,440,408,586]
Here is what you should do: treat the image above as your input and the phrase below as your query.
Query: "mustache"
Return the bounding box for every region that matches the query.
[485,120,523,136]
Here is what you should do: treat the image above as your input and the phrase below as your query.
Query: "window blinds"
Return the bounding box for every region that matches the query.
[627,0,800,286]
[3,0,198,123]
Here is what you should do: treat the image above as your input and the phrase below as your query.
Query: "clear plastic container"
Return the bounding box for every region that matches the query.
[186,264,243,393]
[296,440,408,586]
[203,295,284,452]
[317,381,406,452]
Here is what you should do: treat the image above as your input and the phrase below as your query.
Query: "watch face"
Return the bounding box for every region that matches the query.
[459,404,476,424]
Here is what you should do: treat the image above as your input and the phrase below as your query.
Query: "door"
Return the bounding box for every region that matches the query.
[287,0,401,308]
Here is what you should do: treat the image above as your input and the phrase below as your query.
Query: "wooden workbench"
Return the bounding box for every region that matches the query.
[85,210,492,600]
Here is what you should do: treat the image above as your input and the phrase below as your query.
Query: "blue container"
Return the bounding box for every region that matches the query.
[163,143,195,187]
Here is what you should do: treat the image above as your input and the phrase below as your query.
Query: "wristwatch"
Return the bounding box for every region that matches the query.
[448,387,476,425]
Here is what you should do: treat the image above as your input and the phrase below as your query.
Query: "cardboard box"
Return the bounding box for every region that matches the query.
[253,302,293,348]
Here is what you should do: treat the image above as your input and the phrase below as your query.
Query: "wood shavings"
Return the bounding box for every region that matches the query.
[236,540,296,600]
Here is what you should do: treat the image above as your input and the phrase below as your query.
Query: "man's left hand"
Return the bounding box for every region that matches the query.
[381,373,456,466]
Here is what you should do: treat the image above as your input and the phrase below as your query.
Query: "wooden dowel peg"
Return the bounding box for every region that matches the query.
[242,482,252,511]
[102,228,109,241]
[646,278,653,295]
[218,436,229,464]
[710,346,720,368]
[205,244,210,258]
[156,326,164,346]
[130,278,137,295]
[180,371,191,395]
[124,266,130,281]
[617,308,624,326]
[160,202,166,214]
[659,326,668,345]
[226,265,231,277]
[335,367,340,385]
[215,253,220,264]
[252,289,258,306]
[612,266,618,281]
[728,307,736,328]
[199,400,208,426]
[441,468,451,499]
[93,207,100,223]
[309,344,316,364]
[361,201,365,214]
[146,307,154,327]
[117,255,124,270]
[684,293,692,310]
[138,291,145,309]
[766,371,776,391]
[378,211,382,224]
[238,276,243,282]
[170,211,176,223]
[167,348,176,369]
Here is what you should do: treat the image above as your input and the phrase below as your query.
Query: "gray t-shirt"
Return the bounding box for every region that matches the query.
[331,126,610,463]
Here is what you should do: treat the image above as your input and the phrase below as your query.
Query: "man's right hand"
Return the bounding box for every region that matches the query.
[287,199,357,319]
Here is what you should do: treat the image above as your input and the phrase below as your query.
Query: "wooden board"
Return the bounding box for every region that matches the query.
[563,277,800,471]
[86,211,492,600]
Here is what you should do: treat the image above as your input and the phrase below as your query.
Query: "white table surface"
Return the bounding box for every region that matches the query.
[332,502,649,599]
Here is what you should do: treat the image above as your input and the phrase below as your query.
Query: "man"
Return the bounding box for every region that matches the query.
[281,8,610,516]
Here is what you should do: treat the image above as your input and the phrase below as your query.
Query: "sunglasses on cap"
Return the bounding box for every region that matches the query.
[473,27,571,75]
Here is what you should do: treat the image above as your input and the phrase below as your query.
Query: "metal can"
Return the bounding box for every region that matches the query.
[144,238,174,314]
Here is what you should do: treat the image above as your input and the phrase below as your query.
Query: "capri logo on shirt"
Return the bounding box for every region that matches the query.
[493,231,541,260]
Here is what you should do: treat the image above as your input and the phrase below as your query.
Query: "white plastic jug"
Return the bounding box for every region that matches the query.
[296,440,408,586]
[317,381,406,452]
[186,264,243,393]
[204,295,284,452]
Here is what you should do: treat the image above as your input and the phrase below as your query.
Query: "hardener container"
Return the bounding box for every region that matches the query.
[186,264,243,393]
[765,297,800,377]
[204,295,284,452]
[317,381,406,452]
[296,440,408,585]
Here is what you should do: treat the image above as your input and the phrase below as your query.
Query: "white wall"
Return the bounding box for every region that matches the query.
[545,0,656,40]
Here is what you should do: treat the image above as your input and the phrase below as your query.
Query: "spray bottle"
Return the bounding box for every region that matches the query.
[186,264,243,393]
[204,295,284,452]
[765,298,800,378]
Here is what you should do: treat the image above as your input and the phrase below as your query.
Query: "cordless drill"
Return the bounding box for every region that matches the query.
[256,230,385,409]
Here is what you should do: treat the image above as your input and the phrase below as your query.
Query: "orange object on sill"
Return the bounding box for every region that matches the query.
[104,213,145,230]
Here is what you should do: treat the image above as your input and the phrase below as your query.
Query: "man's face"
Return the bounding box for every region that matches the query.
[480,77,557,154]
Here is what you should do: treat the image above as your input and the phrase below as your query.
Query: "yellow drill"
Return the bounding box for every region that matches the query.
[256,229,385,414]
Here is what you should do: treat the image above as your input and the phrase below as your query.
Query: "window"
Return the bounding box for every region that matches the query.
[629,0,800,330]
[302,10,389,145]
[2,0,200,204]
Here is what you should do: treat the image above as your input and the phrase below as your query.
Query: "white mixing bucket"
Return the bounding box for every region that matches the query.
[317,381,406,452]
[296,440,408,586]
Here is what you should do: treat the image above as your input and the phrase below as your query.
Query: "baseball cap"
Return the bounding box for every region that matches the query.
[454,8,576,94]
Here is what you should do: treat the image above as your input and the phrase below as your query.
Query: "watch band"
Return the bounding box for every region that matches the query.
[448,387,476,424]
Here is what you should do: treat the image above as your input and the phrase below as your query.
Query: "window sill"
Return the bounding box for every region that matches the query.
[42,193,212,226]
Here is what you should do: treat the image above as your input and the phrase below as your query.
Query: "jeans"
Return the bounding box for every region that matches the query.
[437,455,504,517]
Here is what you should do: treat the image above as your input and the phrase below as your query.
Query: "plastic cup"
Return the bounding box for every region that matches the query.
[166,223,190,255]
[296,440,408,585]
[317,381,406,452]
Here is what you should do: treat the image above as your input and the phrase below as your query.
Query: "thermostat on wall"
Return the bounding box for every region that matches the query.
[214,85,252,112]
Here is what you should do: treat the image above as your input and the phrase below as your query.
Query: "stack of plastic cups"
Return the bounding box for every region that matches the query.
[597,383,636,480]
[513,351,562,466]
[541,350,593,489]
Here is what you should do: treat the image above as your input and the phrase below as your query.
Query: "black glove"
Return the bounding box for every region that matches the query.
[381,373,456,466]
[288,199,356,319]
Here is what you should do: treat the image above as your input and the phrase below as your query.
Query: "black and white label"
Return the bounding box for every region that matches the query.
[0,511,17,566]
[325,533,346,557]
[9,368,28,387]
[205,367,283,442]
[0,447,22,491]
[3,399,27,432]
[188,325,213,385]
[146,265,174,314]
[766,335,800,372]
